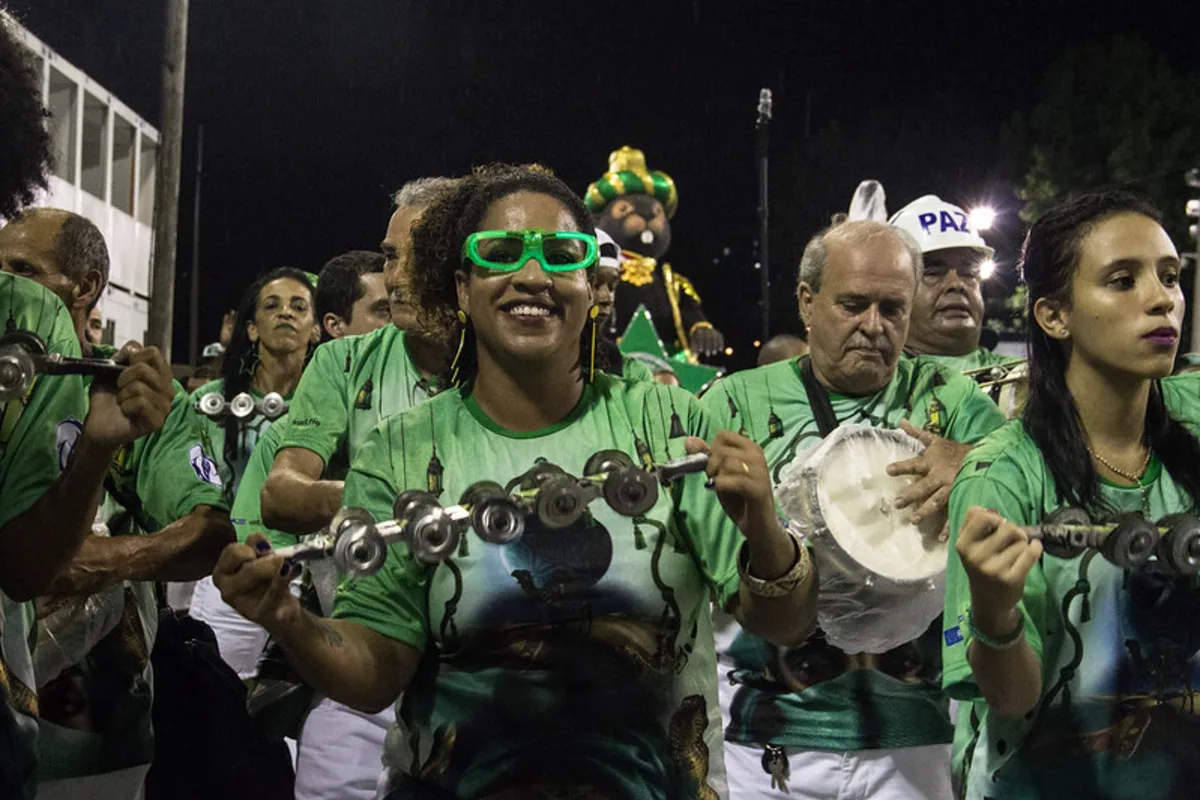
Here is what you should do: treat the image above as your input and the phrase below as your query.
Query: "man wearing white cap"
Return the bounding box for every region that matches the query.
[890,196,1011,372]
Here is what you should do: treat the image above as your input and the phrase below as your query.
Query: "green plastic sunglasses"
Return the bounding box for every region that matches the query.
[462,229,598,273]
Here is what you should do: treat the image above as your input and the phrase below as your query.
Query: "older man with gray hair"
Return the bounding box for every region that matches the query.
[241,176,456,800]
[703,220,1006,798]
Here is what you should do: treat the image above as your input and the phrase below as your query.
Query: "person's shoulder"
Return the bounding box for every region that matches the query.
[711,357,798,395]
[379,383,462,434]
[596,370,697,409]
[959,419,1041,479]
[1162,372,1200,420]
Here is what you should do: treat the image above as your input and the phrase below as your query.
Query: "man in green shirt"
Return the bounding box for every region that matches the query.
[702,219,1005,798]
[889,195,1017,374]
[0,271,175,798]
[247,178,454,800]
[0,208,231,794]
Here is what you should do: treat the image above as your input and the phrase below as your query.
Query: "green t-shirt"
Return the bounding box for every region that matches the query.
[702,355,1005,751]
[234,327,441,548]
[913,348,1019,375]
[280,325,440,474]
[189,377,290,507]
[332,373,740,798]
[942,376,1200,800]
[0,274,87,799]
[35,356,229,781]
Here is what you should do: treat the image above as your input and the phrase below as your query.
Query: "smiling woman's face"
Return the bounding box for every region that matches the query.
[248,277,318,354]
[455,191,593,373]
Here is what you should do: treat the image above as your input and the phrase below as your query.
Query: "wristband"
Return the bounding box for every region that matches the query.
[967,607,1025,650]
[738,531,810,598]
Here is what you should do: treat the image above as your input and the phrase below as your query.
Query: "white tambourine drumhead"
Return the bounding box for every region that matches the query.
[774,423,949,654]
[814,427,946,584]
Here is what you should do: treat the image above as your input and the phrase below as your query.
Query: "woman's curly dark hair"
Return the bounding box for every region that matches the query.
[405,163,614,385]
[0,12,52,219]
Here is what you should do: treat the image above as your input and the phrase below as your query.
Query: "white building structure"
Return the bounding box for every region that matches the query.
[8,14,159,347]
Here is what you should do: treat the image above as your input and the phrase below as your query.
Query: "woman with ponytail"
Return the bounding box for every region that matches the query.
[189,267,318,676]
[212,164,817,798]
[941,190,1200,798]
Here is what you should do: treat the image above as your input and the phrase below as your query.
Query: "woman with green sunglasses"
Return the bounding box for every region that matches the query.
[212,164,816,799]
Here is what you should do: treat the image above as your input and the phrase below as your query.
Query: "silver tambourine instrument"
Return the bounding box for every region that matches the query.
[774,424,947,654]
[194,390,289,421]
[0,330,125,403]
[963,358,1027,419]
[274,451,712,576]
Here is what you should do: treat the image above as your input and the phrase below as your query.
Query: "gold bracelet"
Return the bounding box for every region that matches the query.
[738,531,810,598]
[688,321,714,337]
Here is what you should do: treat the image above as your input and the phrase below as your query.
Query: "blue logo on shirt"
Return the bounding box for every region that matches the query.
[189,442,222,487]
[943,625,963,646]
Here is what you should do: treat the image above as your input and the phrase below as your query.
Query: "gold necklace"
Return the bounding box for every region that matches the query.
[1088,444,1152,517]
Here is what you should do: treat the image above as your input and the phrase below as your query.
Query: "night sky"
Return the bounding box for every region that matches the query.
[8,0,1195,368]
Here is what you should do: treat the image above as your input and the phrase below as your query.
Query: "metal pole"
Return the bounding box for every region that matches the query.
[756,88,773,345]
[147,0,188,360]
[188,122,203,364]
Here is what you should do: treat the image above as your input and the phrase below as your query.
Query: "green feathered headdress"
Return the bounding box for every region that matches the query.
[585,146,678,219]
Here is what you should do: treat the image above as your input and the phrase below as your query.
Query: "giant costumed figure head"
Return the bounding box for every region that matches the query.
[583,147,723,392]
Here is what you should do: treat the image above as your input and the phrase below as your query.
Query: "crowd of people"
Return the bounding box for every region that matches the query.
[3,12,1200,800]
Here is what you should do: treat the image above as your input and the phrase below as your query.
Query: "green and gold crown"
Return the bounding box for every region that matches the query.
[584,146,678,218]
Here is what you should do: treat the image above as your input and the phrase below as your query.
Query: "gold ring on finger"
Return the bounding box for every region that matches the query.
[742,461,750,474]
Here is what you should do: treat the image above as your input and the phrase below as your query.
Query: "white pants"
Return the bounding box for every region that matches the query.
[295,695,391,800]
[723,741,952,800]
[188,576,268,679]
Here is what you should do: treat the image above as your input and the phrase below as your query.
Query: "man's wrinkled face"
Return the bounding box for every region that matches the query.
[0,214,75,305]
[799,232,916,396]
[907,246,985,356]
[383,206,422,331]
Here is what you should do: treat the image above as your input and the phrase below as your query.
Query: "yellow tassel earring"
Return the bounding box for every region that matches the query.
[587,304,600,383]
[449,309,469,386]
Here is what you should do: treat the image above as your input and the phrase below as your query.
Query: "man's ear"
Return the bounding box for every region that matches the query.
[322,312,343,340]
[1033,296,1070,342]
[797,281,815,331]
[73,269,103,312]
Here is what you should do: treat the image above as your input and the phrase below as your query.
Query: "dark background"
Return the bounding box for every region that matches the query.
[7,0,1196,368]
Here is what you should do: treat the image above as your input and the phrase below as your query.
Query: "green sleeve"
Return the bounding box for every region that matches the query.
[672,394,742,609]
[0,282,87,530]
[698,377,737,432]
[942,376,1007,445]
[229,421,296,549]
[942,464,1047,701]
[115,384,228,531]
[0,373,87,530]
[277,339,352,467]
[329,423,430,651]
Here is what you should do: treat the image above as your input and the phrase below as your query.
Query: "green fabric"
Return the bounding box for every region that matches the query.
[36,352,227,781]
[702,354,1005,751]
[332,374,740,797]
[0,274,87,800]
[234,326,440,548]
[280,326,439,473]
[621,356,656,383]
[915,348,1021,374]
[188,378,290,506]
[942,380,1200,799]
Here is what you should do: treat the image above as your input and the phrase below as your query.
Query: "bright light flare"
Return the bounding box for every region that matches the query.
[979,259,997,280]
[969,206,997,231]
[724,347,734,356]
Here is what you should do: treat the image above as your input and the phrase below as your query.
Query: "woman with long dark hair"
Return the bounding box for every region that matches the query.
[213,164,816,798]
[189,267,318,676]
[942,190,1200,798]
